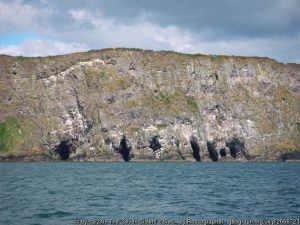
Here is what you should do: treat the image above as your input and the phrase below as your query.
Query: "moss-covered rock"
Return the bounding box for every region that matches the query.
[0,117,25,152]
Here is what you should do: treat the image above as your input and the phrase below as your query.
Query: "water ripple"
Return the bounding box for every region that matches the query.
[0,162,299,224]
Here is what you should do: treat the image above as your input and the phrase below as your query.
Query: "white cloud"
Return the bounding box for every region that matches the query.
[65,9,198,52]
[0,2,299,63]
[55,9,298,63]
[68,9,105,27]
[0,0,39,32]
[0,39,88,56]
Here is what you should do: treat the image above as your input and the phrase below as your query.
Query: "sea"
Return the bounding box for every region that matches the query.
[0,162,299,225]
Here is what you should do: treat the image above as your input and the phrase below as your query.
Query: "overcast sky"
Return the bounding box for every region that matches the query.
[0,0,300,63]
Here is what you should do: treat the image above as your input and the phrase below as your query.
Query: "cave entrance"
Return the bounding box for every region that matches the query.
[219,148,227,157]
[190,137,201,161]
[226,137,245,158]
[149,136,161,151]
[149,136,162,159]
[56,140,72,160]
[207,141,218,161]
[119,136,131,162]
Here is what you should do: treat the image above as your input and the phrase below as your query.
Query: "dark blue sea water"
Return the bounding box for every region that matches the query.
[0,162,299,225]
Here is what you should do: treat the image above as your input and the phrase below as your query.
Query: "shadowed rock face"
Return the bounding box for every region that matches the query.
[118,136,131,162]
[0,48,299,161]
[226,137,246,158]
[149,136,161,151]
[277,151,300,161]
[219,148,227,157]
[207,141,219,161]
[56,140,73,160]
[190,136,201,161]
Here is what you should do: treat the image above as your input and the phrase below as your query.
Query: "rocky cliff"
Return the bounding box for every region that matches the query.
[0,48,299,161]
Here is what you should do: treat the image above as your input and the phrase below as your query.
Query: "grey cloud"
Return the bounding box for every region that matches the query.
[13,0,300,40]
[0,0,299,63]
[32,0,300,39]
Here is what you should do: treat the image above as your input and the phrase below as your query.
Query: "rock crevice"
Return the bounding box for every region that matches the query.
[0,48,299,161]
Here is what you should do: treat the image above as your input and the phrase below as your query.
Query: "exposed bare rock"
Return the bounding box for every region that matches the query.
[0,48,299,161]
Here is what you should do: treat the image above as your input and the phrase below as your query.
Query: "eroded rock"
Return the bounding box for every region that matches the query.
[226,137,246,158]
[190,136,201,161]
[0,49,299,161]
[277,151,300,161]
[207,141,219,161]
[55,140,76,160]
[118,136,132,162]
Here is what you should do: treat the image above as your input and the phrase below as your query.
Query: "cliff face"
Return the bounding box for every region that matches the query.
[0,49,299,161]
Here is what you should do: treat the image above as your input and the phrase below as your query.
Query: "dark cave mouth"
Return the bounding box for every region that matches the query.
[56,140,72,160]
[190,137,201,161]
[149,136,161,151]
[119,136,131,162]
[207,141,219,161]
[219,148,227,157]
[226,137,246,158]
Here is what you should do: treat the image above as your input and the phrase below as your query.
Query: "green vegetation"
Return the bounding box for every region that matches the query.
[297,123,300,134]
[274,83,292,102]
[185,95,198,111]
[7,47,277,63]
[104,76,133,91]
[16,56,42,60]
[160,92,171,104]
[116,79,127,90]
[275,140,294,151]
[100,48,274,61]
[159,50,205,58]
[140,89,199,116]
[112,47,144,52]
[126,126,140,133]
[100,70,107,78]
[0,117,25,152]
[210,54,219,60]
[156,123,168,129]
[103,47,154,53]
[15,55,54,62]
[159,92,198,111]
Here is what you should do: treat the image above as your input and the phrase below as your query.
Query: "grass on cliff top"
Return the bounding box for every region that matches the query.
[0,51,90,63]
[1,47,283,64]
[0,117,25,152]
[99,48,277,61]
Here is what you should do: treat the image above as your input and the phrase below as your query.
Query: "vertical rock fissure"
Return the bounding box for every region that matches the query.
[175,138,186,160]
[119,136,131,162]
[207,141,218,161]
[190,136,201,161]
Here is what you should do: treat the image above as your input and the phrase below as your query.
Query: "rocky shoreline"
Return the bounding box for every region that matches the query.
[1,149,300,162]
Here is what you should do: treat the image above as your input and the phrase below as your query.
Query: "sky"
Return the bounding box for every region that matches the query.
[0,0,300,63]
